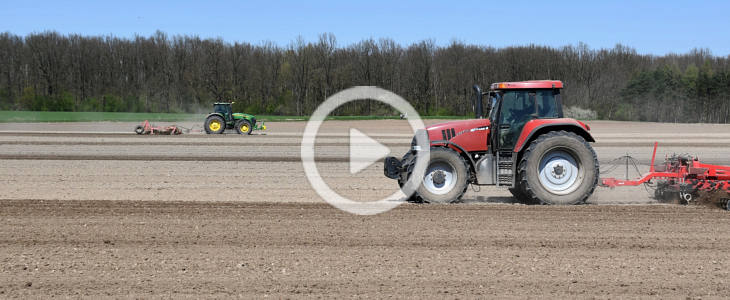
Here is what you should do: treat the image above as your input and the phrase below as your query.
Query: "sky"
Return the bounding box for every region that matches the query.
[2,0,729,56]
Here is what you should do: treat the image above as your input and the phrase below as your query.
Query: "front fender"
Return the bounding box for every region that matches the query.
[513,118,594,153]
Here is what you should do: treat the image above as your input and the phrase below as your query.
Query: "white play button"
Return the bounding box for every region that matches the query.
[349,128,391,174]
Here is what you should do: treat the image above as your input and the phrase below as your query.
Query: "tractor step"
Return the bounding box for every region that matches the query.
[497,152,514,187]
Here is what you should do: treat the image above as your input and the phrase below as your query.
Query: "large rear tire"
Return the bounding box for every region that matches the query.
[508,184,531,203]
[204,115,225,134]
[518,131,598,205]
[415,147,469,204]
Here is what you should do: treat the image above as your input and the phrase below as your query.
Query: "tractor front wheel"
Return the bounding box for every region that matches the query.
[134,125,144,135]
[415,147,469,204]
[204,115,225,134]
[518,131,598,205]
[235,119,253,135]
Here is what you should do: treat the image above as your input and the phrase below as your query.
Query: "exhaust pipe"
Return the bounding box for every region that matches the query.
[473,85,483,119]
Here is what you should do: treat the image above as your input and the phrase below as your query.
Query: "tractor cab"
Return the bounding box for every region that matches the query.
[213,103,234,122]
[480,81,563,152]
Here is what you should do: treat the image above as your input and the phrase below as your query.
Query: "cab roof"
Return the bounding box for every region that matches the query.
[490,80,563,90]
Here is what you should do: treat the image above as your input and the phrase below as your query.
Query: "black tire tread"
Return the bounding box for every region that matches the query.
[397,152,421,203]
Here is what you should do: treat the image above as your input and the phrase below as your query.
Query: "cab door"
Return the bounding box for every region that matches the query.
[493,89,561,152]
[495,90,536,151]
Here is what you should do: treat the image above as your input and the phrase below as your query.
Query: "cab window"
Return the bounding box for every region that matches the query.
[536,90,558,118]
[496,89,558,150]
[499,91,534,125]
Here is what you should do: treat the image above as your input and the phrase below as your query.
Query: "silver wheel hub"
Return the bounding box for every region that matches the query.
[538,150,581,195]
[423,162,457,195]
[432,170,446,185]
[551,164,566,179]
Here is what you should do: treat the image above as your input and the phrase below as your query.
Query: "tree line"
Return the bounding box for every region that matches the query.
[0,31,729,122]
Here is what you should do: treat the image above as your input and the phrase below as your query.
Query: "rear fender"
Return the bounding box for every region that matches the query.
[514,119,595,154]
[206,113,224,120]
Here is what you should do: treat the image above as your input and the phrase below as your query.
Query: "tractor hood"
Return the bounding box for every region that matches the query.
[232,113,254,119]
[424,119,491,152]
[426,119,491,137]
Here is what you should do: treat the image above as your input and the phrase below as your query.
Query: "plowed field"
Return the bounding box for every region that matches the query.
[1,120,730,298]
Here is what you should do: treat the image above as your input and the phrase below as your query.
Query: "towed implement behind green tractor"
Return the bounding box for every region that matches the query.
[204,102,266,135]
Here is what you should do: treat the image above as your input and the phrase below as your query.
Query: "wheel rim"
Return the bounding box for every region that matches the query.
[423,161,457,195]
[209,120,221,131]
[538,149,582,195]
[241,124,250,132]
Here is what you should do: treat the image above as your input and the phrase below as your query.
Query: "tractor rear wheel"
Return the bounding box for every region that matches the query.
[235,119,253,135]
[415,147,469,204]
[508,184,530,203]
[204,115,225,134]
[134,125,144,135]
[518,131,598,205]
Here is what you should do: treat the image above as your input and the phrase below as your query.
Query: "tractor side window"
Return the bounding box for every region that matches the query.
[536,90,558,118]
[499,91,533,125]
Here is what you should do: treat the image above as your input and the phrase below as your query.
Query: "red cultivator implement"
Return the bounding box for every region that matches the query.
[134,120,186,135]
[601,142,730,210]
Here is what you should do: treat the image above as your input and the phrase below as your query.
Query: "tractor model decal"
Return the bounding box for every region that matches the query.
[443,126,489,141]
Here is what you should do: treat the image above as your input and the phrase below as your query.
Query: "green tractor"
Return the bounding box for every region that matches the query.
[204,102,266,135]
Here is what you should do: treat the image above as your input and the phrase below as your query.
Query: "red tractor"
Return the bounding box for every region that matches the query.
[384,80,599,204]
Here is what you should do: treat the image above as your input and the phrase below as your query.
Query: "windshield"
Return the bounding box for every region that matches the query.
[488,93,499,121]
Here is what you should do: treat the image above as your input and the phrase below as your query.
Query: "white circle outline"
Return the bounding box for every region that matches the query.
[301,86,430,215]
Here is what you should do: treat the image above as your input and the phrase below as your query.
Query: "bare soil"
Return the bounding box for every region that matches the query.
[1,200,729,298]
[1,120,730,298]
